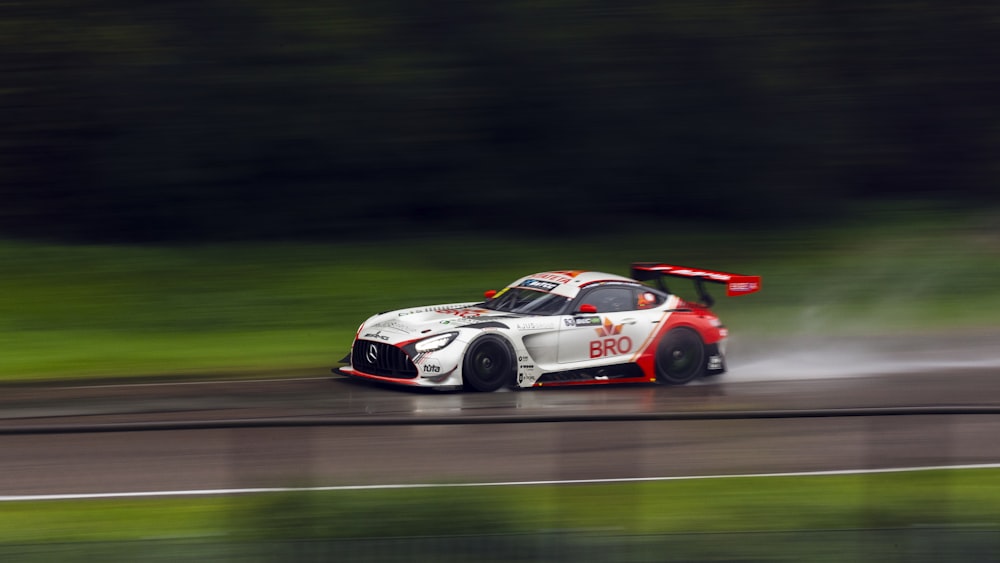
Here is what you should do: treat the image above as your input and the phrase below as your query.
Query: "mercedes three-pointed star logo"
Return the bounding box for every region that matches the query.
[366,343,378,364]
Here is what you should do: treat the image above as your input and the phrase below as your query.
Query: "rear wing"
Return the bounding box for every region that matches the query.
[630,262,761,307]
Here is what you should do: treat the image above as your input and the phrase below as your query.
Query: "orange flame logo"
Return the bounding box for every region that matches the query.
[594,317,623,337]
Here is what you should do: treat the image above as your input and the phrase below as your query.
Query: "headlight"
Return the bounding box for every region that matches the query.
[414,332,458,353]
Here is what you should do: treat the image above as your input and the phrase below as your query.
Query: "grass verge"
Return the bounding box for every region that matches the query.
[2,204,998,383]
[0,469,997,543]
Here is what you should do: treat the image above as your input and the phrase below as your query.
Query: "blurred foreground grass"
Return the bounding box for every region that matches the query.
[2,204,998,382]
[1,469,997,555]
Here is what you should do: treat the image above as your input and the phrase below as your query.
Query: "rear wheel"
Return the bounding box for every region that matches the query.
[655,327,705,385]
[463,335,515,392]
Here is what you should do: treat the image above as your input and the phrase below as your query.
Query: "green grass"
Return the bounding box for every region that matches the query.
[2,203,999,382]
[1,469,997,543]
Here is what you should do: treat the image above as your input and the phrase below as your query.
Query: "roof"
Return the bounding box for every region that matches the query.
[508,270,639,299]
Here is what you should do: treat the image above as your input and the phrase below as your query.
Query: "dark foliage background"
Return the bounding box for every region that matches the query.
[3,0,999,241]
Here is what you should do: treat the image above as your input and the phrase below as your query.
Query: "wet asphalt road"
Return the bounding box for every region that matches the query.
[1,332,999,496]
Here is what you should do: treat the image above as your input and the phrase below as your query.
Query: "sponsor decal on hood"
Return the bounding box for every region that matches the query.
[362,303,516,343]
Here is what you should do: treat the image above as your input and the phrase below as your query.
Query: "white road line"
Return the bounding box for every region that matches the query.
[3,463,999,502]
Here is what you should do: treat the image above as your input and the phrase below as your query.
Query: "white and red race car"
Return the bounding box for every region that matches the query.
[334,263,760,391]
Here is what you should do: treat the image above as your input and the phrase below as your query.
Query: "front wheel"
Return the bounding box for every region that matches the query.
[462,335,515,392]
[655,327,706,385]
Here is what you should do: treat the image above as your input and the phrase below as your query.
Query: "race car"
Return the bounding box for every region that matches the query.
[334,263,760,391]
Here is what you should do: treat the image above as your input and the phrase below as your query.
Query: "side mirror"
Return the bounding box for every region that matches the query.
[578,303,597,314]
[484,290,497,299]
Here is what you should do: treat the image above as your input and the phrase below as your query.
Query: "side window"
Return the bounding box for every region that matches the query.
[581,287,636,313]
[635,288,666,309]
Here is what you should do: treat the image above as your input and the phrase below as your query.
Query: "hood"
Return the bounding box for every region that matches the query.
[359,302,520,344]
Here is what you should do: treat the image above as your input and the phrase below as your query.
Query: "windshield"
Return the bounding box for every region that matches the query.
[482,288,568,315]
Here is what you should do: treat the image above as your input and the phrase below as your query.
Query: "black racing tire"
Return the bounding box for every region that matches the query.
[655,327,706,385]
[462,335,516,392]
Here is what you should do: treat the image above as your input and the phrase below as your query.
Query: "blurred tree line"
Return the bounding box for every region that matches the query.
[2,0,998,242]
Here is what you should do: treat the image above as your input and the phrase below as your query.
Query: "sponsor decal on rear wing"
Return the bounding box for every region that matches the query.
[630,262,761,299]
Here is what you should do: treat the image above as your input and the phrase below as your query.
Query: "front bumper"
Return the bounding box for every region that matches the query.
[333,338,465,390]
